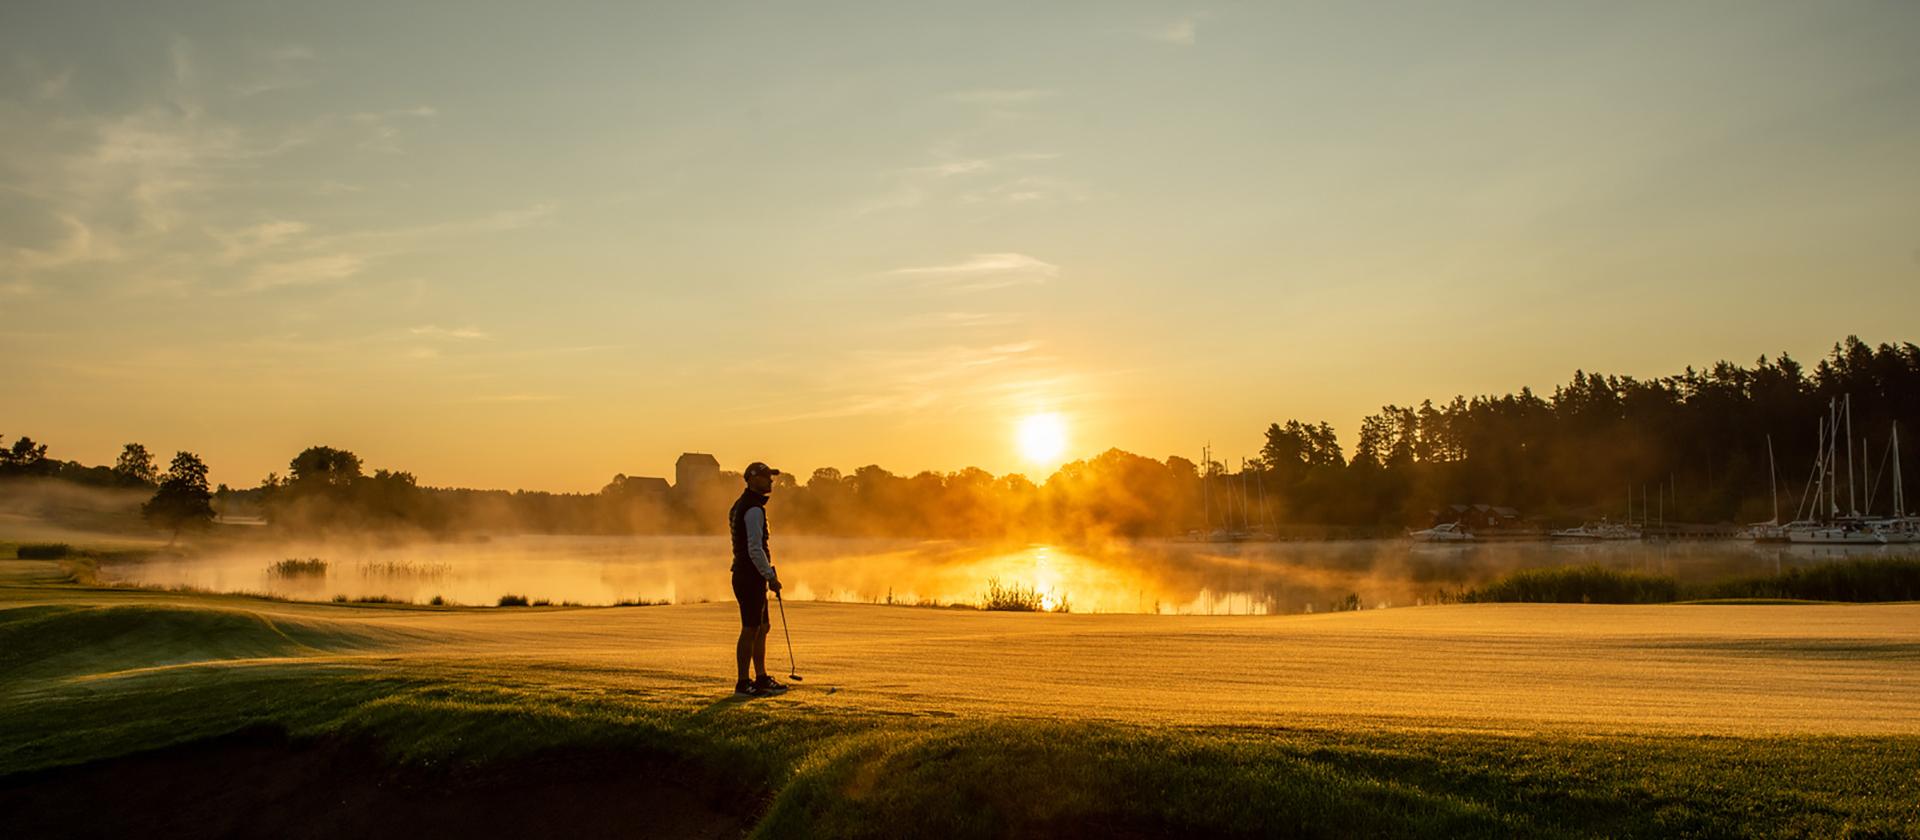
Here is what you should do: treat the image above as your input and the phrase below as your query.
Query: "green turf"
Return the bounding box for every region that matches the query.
[3,561,1917,838]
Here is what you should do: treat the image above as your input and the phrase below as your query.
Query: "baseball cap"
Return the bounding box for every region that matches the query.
[744,462,781,481]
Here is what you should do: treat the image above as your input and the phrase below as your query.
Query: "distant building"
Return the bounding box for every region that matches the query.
[674,452,721,492]
[603,474,670,497]
[1430,503,1523,531]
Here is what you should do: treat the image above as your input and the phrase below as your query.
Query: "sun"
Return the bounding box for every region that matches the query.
[1016,413,1067,465]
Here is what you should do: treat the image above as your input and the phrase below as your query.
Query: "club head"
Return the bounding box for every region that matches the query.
[788,673,804,682]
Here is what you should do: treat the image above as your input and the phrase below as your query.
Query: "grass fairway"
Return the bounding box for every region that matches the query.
[3,558,1918,838]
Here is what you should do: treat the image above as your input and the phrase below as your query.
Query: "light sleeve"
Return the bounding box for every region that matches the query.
[744,506,776,581]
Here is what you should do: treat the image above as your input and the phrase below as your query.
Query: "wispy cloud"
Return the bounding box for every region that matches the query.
[409,324,491,340]
[960,175,1087,206]
[3,215,119,276]
[885,253,1060,292]
[468,393,563,403]
[244,253,366,291]
[741,339,1062,423]
[857,151,1070,216]
[233,44,318,97]
[1150,16,1203,46]
[349,106,439,153]
[35,69,72,101]
[949,88,1061,105]
[215,220,311,262]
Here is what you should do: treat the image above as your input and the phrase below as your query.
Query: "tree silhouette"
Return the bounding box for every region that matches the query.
[143,451,215,541]
[113,443,158,486]
[0,435,52,477]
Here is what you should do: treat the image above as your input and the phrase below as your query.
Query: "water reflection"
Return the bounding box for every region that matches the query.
[98,536,1914,613]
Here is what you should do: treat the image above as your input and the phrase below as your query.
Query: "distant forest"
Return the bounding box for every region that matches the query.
[6,335,1916,539]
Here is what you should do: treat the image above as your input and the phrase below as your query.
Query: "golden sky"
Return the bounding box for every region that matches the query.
[4,2,1919,490]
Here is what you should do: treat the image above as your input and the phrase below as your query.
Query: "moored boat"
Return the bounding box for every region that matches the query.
[1408,522,1474,543]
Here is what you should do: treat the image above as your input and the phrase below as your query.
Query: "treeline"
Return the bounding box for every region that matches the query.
[9,335,1916,538]
[1274,335,1920,526]
[0,437,164,489]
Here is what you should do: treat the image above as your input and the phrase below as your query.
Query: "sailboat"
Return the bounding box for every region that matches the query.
[1408,521,1475,542]
[1789,396,1908,545]
[1552,487,1642,541]
[1743,435,1792,543]
[1871,421,1912,545]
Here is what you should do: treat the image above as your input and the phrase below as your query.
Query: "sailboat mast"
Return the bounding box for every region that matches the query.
[1244,463,1252,531]
[1895,422,1905,517]
[1200,443,1210,534]
[1254,468,1270,534]
[1863,435,1874,515]
[1828,399,1839,518]
[1767,434,1779,524]
[1845,394,1856,517]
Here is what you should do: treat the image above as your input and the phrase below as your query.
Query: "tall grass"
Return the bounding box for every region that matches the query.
[267,558,328,578]
[1462,566,1681,604]
[356,560,451,579]
[1462,559,1920,604]
[981,578,1071,612]
[1706,558,1920,602]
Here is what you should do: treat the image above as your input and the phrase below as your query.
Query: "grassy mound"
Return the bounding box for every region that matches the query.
[3,585,1916,837]
[0,603,392,682]
[3,668,1914,839]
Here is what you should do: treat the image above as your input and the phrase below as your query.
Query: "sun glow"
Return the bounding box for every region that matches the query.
[1017,413,1067,466]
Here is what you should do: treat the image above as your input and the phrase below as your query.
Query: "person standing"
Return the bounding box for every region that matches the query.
[730,461,788,696]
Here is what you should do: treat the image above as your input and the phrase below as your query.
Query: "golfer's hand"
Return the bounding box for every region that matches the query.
[769,578,783,594]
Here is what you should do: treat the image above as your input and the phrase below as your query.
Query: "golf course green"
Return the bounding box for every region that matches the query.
[3,549,1917,838]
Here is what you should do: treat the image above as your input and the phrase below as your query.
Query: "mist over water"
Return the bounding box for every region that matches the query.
[93,536,1885,613]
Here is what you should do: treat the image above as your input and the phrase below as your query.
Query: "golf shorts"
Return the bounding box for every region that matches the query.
[732,572,769,628]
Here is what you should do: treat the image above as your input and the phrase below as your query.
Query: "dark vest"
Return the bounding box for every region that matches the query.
[728,489,770,575]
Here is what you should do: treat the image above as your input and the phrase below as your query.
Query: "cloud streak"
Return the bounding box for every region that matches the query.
[885,253,1060,292]
[1150,17,1202,46]
[949,88,1061,105]
[740,339,1067,424]
[409,325,492,340]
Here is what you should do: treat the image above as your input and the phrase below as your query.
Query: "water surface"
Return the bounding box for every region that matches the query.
[95,535,1901,613]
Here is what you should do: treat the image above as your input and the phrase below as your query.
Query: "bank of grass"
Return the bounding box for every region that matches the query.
[1463,558,1920,604]
[3,578,1916,837]
[3,663,1914,838]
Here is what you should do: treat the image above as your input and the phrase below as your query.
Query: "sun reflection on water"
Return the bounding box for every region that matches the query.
[93,535,1857,614]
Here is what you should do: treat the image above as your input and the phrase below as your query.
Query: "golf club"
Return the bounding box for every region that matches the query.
[775,592,804,682]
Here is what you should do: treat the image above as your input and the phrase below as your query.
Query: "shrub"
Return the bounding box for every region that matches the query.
[17,543,70,559]
[428,595,446,606]
[982,577,1055,612]
[268,558,328,577]
[1463,566,1681,604]
[1706,558,1920,602]
[1464,559,1920,605]
[497,594,529,607]
[356,560,451,579]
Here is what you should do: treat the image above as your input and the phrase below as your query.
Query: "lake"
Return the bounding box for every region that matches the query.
[92,535,1901,613]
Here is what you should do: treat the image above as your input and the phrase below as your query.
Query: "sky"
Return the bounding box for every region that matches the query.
[3,1,1919,492]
